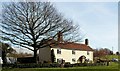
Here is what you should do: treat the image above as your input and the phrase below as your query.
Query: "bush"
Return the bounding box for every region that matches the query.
[2,64,15,68]
[64,64,73,67]
[65,62,71,64]
[2,63,61,68]
[50,63,60,67]
[72,63,87,67]
[2,62,106,68]
[17,57,36,63]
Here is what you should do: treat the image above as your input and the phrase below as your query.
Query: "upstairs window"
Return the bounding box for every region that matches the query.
[57,48,61,54]
[87,51,89,55]
[72,50,75,54]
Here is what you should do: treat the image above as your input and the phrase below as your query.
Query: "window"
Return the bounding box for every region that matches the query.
[72,58,76,62]
[72,50,75,54]
[57,48,61,54]
[87,51,89,55]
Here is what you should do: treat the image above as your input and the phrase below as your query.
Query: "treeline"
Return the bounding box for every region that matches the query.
[93,48,119,57]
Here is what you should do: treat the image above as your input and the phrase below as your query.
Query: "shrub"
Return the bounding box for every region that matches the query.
[64,64,73,67]
[2,62,106,68]
[17,57,36,63]
[2,63,61,68]
[65,62,71,64]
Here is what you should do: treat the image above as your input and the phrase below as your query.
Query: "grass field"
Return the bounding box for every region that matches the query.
[100,55,119,60]
[1,68,119,71]
[2,62,119,71]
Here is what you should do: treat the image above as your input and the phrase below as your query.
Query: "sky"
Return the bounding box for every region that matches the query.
[0,0,119,2]
[0,0,119,53]
[53,2,118,53]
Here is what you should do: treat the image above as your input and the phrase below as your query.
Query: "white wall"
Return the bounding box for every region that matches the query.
[52,48,93,64]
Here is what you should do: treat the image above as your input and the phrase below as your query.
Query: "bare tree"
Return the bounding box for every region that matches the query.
[1,2,82,63]
[94,48,113,58]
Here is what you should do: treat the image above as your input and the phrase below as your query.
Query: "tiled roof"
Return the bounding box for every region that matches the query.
[51,42,93,51]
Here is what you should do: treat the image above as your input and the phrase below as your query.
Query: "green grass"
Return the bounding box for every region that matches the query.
[2,68,119,71]
[2,62,119,71]
[100,55,119,60]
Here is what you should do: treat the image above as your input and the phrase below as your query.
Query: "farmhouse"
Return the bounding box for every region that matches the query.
[39,31,93,64]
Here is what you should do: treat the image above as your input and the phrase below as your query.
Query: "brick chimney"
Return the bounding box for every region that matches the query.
[57,31,63,42]
[85,39,88,45]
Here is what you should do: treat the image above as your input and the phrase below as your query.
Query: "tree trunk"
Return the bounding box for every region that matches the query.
[2,51,7,64]
[34,49,37,63]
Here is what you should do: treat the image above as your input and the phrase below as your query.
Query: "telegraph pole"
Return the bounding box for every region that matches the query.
[112,46,113,54]
[112,46,113,59]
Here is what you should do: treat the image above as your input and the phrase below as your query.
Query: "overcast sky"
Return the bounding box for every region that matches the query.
[0,0,119,53]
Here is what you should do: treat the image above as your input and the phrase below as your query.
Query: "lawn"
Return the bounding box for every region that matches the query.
[1,68,119,71]
[2,62,119,71]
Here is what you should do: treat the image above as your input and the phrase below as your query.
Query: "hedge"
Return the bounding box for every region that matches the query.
[2,63,60,68]
[2,63,106,68]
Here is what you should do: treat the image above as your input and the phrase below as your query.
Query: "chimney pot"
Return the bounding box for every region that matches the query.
[85,39,88,45]
[57,31,63,42]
